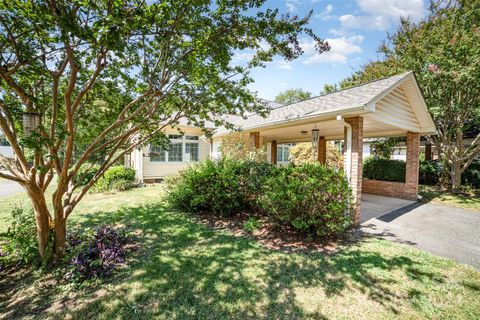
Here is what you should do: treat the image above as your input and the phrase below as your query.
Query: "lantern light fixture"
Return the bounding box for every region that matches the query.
[311,125,320,151]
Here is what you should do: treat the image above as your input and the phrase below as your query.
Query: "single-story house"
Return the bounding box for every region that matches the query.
[126,71,436,225]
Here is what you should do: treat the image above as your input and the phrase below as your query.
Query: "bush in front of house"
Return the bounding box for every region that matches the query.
[419,159,440,185]
[257,163,352,237]
[92,166,136,193]
[462,160,480,189]
[166,159,274,216]
[74,163,101,186]
[363,157,406,182]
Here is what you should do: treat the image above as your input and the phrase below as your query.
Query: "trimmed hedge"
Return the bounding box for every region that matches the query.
[363,157,406,182]
[258,164,352,237]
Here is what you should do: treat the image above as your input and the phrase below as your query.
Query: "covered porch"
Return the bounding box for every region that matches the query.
[219,72,436,226]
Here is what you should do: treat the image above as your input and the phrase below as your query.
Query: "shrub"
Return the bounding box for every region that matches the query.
[258,164,352,237]
[419,159,440,185]
[363,157,406,182]
[92,166,136,193]
[166,159,274,216]
[1,205,43,267]
[74,163,101,186]
[65,225,132,282]
[462,160,480,189]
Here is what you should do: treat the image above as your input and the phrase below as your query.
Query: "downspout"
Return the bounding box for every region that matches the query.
[337,114,352,186]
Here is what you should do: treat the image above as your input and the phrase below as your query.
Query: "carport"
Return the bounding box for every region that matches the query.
[214,71,436,226]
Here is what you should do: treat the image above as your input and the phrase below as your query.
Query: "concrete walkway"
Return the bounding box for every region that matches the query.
[360,195,480,269]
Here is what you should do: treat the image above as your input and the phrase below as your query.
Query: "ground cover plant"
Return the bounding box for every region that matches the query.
[0,185,479,319]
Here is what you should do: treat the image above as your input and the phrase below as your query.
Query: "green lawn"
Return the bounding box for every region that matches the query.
[419,185,480,211]
[1,185,479,319]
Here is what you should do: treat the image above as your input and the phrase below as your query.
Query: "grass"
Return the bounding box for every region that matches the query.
[1,185,480,319]
[419,185,480,211]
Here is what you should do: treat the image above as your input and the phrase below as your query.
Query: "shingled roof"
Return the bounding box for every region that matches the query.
[235,72,413,130]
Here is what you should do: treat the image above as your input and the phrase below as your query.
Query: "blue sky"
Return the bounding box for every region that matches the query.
[244,0,426,100]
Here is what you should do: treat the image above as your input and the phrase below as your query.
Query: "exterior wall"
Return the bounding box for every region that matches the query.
[141,127,211,180]
[362,180,416,200]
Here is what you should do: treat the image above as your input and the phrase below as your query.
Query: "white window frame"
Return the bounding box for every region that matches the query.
[277,143,294,163]
[149,134,200,163]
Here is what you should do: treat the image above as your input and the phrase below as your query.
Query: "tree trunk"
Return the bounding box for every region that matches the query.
[28,189,51,260]
[53,214,66,263]
[450,162,462,190]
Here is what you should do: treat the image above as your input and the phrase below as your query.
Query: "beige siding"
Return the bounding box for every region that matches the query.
[143,126,211,179]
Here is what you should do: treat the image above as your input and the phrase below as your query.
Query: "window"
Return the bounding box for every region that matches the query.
[150,134,200,162]
[277,143,294,162]
[150,145,166,162]
[168,142,183,162]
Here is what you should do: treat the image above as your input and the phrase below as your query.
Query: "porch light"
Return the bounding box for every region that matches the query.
[311,125,320,151]
[22,112,41,138]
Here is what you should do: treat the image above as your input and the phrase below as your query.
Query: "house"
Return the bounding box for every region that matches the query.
[126,72,436,225]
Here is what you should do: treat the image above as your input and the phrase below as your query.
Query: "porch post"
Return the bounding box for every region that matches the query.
[405,132,420,200]
[318,136,326,165]
[250,132,260,150]
[271,140,277,165]
[425,142,432,161]
[344,117,363,226]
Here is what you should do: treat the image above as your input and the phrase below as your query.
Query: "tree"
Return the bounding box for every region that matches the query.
[274,88,312,104]
[341,0,480,189]
[320,83,338,95]
[0,0,329,262]
[288,142,343,170]
[0,133,9,146]
[219,132,265,162]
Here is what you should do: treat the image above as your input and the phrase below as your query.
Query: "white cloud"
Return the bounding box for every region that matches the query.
[302,35,364,64]
[339,0,425,31]
[275,60,293,70]
[231,52,254,63]
[286,0,299,12]
[316,4,335,20]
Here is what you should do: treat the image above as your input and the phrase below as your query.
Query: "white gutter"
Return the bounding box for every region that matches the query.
[337,114,352,186]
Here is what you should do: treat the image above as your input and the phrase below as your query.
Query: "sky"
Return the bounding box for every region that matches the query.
[244,0,426,100]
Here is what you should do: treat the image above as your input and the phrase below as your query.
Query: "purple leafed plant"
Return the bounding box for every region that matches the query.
[66,226,133,281]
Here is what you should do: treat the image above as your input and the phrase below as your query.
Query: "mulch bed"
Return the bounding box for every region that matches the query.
[194,211,356,254]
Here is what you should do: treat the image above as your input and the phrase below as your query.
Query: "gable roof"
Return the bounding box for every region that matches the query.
[214,71,436,137]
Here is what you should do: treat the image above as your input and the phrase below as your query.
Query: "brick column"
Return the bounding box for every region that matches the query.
[271,140,277,165]
[250,132,260,150]
[318,136,326,165]
[405,132,420,200]
[344,117,363,226]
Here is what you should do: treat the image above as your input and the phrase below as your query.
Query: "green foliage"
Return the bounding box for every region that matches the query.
[419,160,440,185]
[1,206,42,267]
[219,133,266,162]
[462,161,480,189]
[243,217,262,233]
[74,163,101,187]
[166,159,273,216]
[370,138,404,159]
[258,164,352,237]
[92,166,136,193]
[274,88,312,105]
[341,1,480,188]
[288,142,343,170]
[363,157,406,183]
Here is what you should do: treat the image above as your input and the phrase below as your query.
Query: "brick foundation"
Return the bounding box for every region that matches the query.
[362,179,417,200]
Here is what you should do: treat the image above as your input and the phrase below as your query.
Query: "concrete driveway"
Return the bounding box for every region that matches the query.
[360,195,480,269]
[0,179,24,198]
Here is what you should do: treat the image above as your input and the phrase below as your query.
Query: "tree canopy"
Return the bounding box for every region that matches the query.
[0,0,328,261]
[340,0,480,188]
[274,88,312,104]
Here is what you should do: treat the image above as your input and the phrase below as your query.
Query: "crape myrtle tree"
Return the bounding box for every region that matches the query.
[0,0,329,262]
[341,0,480,189]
